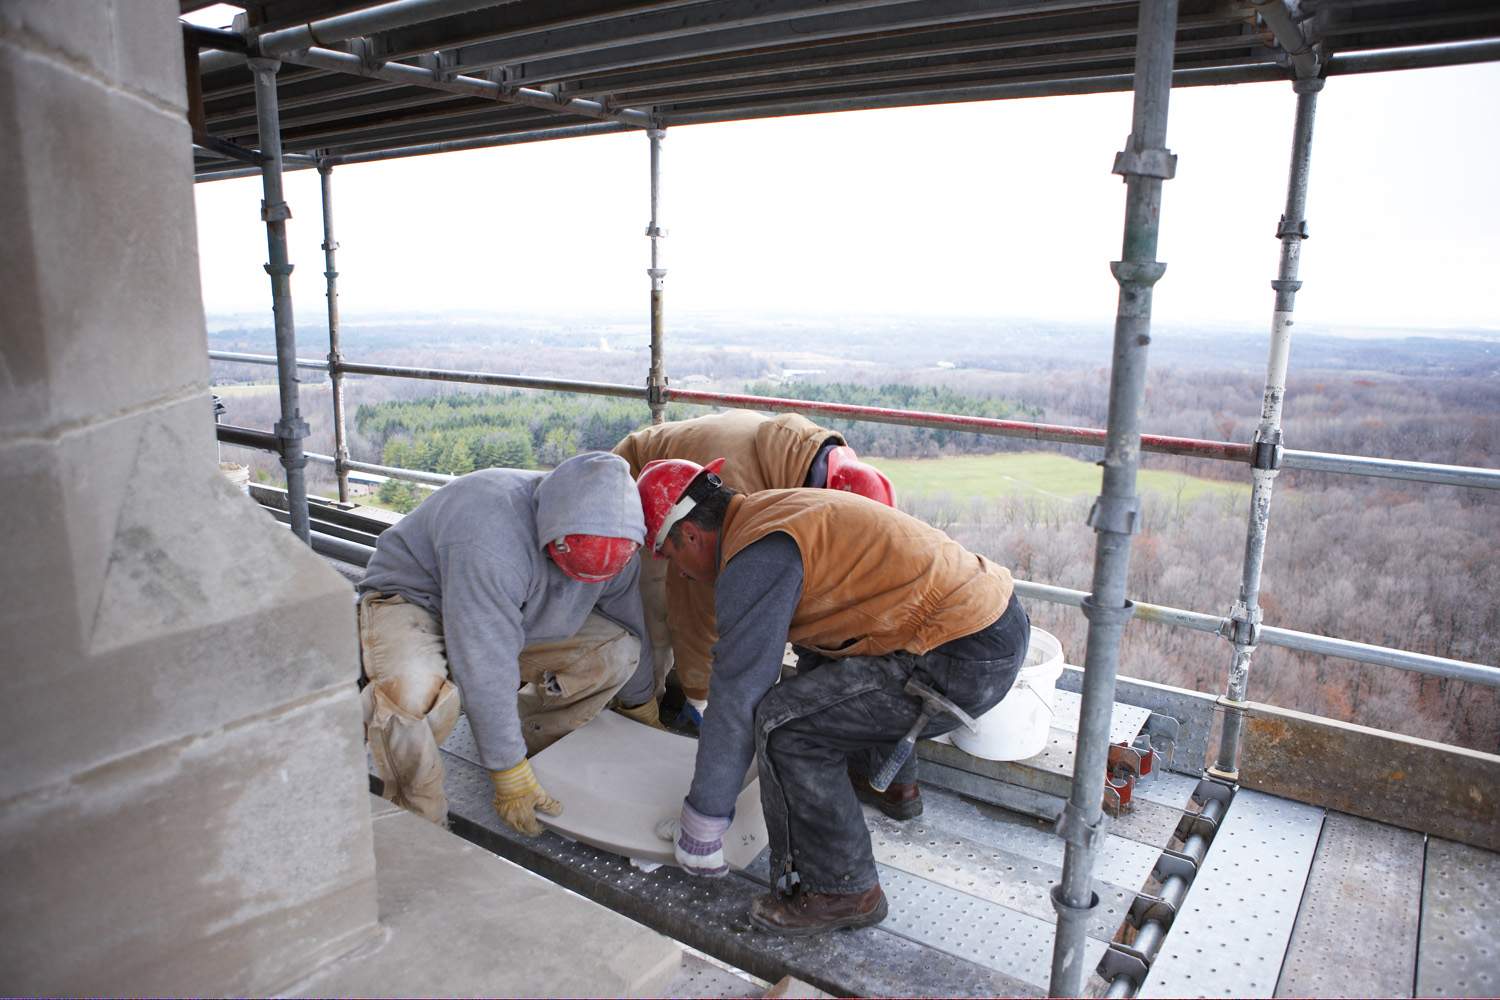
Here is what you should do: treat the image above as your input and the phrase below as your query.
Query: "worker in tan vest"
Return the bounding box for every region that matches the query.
[636,459,1029,935]
[613,408,892,710]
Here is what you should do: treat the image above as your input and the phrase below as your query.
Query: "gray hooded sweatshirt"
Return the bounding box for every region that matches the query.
[359,452,654,771]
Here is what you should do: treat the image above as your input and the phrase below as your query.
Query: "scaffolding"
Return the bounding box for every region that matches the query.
[185,2,1500,995]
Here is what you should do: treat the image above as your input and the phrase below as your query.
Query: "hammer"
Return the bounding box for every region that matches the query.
[869,677,980,792]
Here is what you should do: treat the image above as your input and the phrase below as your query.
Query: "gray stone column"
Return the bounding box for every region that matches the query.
[0,2,378,993]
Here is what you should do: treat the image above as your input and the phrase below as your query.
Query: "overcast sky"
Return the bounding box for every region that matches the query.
[193,60,1500,333]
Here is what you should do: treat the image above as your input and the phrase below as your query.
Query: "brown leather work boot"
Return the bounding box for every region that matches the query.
[848,766,923,821]
[749,884,889,936]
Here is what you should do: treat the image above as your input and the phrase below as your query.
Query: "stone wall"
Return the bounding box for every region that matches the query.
[0,1,379,992]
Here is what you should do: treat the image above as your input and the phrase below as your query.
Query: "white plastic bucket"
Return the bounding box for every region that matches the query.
[951,628,1064,761]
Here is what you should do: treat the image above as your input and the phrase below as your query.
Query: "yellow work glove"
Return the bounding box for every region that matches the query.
[489,759,562,837]
[615,698,668,731]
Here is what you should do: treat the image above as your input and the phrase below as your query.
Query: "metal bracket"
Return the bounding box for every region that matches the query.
[1086,493,1140,535]
[644,225,668,239]
[1054,800,1110,851]
[260,199,292,223]
[1270,278,1304,294]
[348,36,387,73]
[1109,742,1145,782]
[1112,134,1178,180]
[1277,214,1309,239]
[274,416,309,442]
[1175,808,1219,843]
[1142,712,1180,772]
[1050,883,1101,920]
[1104,774,1133,816]
[1193,775,1237,809]
[1081,595,1136,629]
[1250,427,1283,470]
[1099,943,1150,987]
[1219,599,1262,647]
[262,262,294,277]
[1153,847,1198,883]
[1130,735,1159,779]
[645,374,668,410]
[1128,890,1178,930]
[1109,259,1168,287]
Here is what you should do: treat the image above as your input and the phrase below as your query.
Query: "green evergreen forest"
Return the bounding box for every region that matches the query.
[356,384,1041,511]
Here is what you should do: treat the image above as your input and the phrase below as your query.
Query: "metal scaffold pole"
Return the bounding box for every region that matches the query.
[318,161,351,504]
[1214,78,1323,778]
[250,57,311,543]
[1048,0,1179,994]
[646,127,668,424]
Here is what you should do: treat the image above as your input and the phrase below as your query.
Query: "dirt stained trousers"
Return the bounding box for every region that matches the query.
[358,591,640,824]
[755,595,1030,895]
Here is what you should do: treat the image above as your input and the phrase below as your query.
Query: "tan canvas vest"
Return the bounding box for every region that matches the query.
[613,409,841,493]
[719,490,1013,659]
[612,409,844,696]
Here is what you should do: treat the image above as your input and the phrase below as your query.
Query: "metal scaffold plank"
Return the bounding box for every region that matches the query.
[1417,837,1500,997]
[864,810,1130,942]
[1275,812,1423,998]
[878,866,1105,997]
[1051,688,1153,745]
[1139,789,1324,998]
[907,783,1161,892]
[435,718,1036,996]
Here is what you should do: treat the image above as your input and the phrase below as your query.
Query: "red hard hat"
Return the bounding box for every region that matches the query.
[636,457,727,555]
[825,446,895,506]
[546,534,640,583]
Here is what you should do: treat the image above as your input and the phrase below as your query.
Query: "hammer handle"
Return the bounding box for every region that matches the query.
[870,712,930,792]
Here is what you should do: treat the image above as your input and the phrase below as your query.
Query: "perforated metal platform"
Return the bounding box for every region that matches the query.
[431,714,1201,996]
[1276,812,1423,998]
[1417,837,1500,998]
[1139,788,1325,998]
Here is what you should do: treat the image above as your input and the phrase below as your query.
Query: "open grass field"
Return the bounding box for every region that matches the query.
[872,452,1249,502]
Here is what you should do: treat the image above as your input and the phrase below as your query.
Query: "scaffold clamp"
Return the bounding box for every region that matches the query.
[1112,135,1177,180]
[1086,493,1140,535]
[1250,427,1283,471]
[274,416,309,442]
[261,199,292,223]
[1277,214,1309,239]
[1109,260,1168,287]
[1221,600,1262,647]
[1081,595,1136,629]
[644,224,668,239]
[262,262,294,277]
[1054,800,1110,851]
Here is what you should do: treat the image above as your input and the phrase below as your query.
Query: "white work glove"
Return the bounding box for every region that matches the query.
[655,799,731,878]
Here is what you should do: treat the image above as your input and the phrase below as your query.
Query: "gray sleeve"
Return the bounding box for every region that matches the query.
[590,552,656,707]
[687,533,803,819]
[436,542,530,772]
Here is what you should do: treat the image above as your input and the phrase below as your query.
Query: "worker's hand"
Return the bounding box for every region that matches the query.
[489,759,562,837]
[655,800,731,878]
[615,698,668,732]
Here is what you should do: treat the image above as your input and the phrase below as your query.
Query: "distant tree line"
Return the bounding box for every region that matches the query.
[351,383,1042,510]
[742,381,1045,458]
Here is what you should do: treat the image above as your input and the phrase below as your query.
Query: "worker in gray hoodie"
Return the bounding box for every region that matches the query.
[358,452,662,833]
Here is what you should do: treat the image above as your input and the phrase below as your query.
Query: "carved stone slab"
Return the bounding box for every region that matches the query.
[528,710,768,869]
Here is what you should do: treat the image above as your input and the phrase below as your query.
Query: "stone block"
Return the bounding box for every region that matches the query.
[290,800,684,997]
[0,36,207,439]
[113,0,187,111]
[0,394,360,799]
[0,689,379,996]
[0,0,115,79]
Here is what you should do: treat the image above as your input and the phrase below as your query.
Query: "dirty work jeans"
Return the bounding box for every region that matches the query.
[359,592,639,825]
[755,596,1030,895]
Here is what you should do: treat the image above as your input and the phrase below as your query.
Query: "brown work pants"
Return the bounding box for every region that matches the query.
[358,592,639,824]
